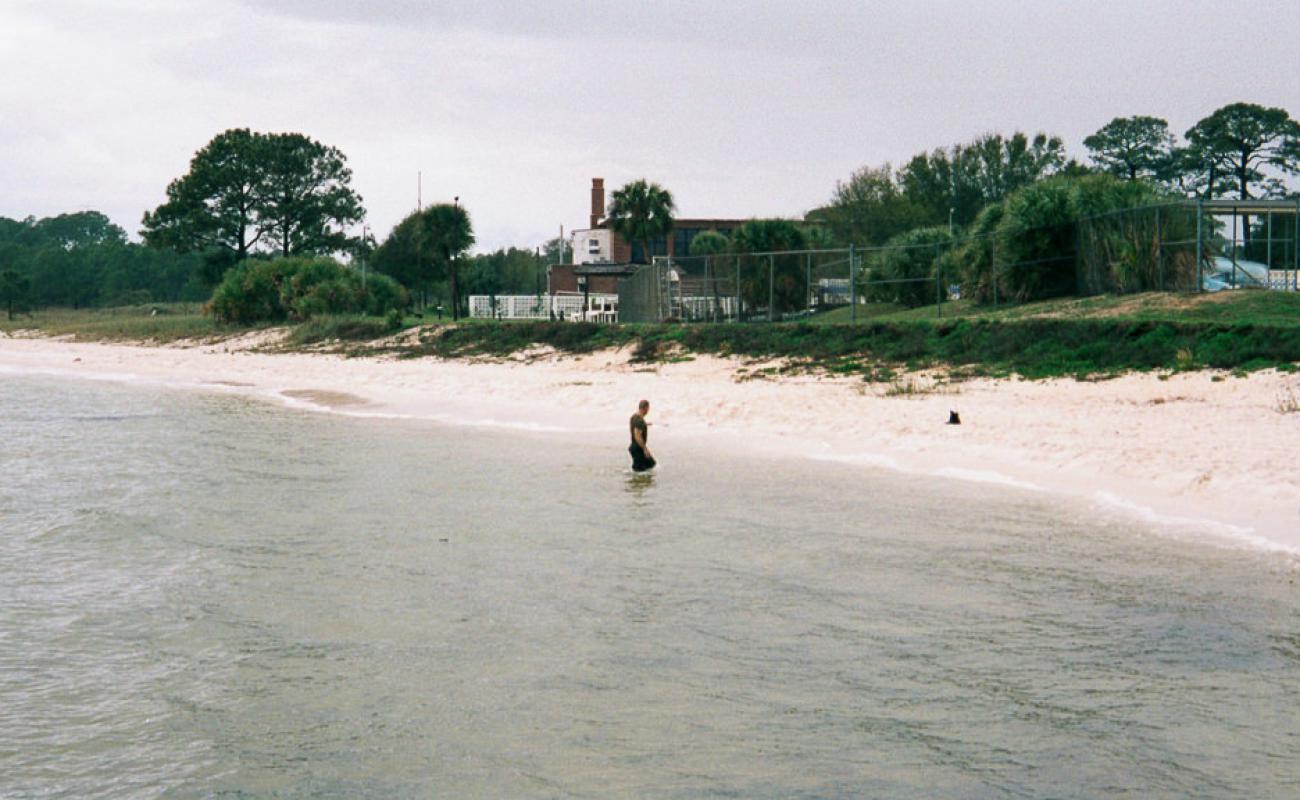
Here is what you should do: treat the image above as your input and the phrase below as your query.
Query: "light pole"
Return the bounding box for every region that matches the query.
[360,224,369,290]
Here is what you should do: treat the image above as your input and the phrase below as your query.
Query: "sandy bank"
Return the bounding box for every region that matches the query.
[2,334,1298,553]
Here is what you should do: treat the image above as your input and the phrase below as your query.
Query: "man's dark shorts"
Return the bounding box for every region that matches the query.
[629,443,656,472]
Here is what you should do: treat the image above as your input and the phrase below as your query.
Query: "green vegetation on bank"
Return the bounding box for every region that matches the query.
[0,303,220,343]
[209,256,408,324]
[5,291,1299,379]
[356,291,1300,379]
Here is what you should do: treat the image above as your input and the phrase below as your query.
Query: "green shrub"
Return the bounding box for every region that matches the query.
[955,174,1180,304]
[866,226,954,307]
[954,204,1004,303]
[209,256,408,324]
[995,178,1079,302]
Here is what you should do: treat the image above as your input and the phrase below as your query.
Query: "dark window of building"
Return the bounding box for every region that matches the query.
[630,236,669,263]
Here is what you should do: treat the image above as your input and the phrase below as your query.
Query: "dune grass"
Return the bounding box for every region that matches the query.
[810,289,1300,327]
[0,303,226,342]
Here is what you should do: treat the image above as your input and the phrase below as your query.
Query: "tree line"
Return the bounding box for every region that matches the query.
[4,102,1296,321]
[676,101,1299,311]
[0,211,206,319]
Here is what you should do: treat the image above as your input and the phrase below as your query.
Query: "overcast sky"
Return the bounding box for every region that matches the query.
[3,0,1299,252]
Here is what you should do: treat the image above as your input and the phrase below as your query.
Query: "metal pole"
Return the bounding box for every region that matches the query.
[849,244,857,325]
[1267,211,1273,273]
[1155,206,1162,292]
[735,257,742,322]
[767,253,775,322]
[806,253,812,314]
[1195,199,1204,293]
[935,244,943,318]
[1232,210,1238,288]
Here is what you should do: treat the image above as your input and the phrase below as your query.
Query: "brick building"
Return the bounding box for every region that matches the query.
[547,178,746,294]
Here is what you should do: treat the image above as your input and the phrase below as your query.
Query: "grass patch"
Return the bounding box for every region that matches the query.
[810,289,1300,328]
[286,314,401,346]
[11,291,1300,380]
[358,313,1300,380]
[0,304,227,343]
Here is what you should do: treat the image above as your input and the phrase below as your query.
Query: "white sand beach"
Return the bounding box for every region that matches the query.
[3,332,1298,553]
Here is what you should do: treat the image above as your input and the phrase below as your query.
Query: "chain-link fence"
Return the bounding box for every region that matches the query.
[606,199,1300,323]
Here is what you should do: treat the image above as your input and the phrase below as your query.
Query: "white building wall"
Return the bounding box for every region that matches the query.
[569,228,614,264]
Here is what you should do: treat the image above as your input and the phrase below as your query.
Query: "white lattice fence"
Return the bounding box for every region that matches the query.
[468,294,619,321]
[1267,271,1299,292]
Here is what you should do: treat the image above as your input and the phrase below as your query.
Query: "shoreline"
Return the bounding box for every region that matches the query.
[2,334,1298,554]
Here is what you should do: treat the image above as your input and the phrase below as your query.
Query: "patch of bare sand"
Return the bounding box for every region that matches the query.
[281,389,371,408]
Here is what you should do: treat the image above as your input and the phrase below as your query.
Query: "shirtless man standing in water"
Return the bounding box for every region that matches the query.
[629,399,656,472]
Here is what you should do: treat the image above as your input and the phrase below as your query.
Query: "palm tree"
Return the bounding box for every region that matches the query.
[689,229,731,321]
[606,179,675,264]
[414,203,475,320]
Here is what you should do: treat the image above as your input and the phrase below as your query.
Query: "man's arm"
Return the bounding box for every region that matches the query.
[634,426,652,458]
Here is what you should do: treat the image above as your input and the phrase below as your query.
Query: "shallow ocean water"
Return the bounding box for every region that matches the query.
[2,374,1299,798]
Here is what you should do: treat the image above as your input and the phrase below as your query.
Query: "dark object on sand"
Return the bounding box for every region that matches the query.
[947,410,961,425]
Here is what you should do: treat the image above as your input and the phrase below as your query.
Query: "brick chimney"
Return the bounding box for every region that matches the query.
[590,178,604,229]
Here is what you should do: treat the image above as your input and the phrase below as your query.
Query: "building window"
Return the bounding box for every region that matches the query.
[588,238,599,254]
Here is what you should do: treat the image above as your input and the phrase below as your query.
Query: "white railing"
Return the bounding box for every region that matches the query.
[1267,271,1298,292]
[468,293,619,321]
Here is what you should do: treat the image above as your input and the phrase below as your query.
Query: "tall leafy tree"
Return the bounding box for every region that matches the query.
[371,214,424,295]
[141,128,365,282]
[1084,116,1175,181]
[142,128,267,272]
[1,268,29,320]
[818,164,928,246]
[259,133,364,257]
[0,211,206,310]
[465,247,544,297]
[1167,142,1226,198]
[688,229,733,319]
[606,179,675,264]
[34,211,127,249]
[1185,103,1300,200]
[730,219,807,313]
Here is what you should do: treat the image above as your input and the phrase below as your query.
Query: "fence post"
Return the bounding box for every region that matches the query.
[735,257,742,322]
[1267,211,1273,274]
[1231,210,1239,288]
[759,253,769,322]
[991,237,998,307]
[806,253,812,315]
[1155,205,1163,292]
[849,244,857,325]
[936,244,943,318]
[1196,199,1203,293]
